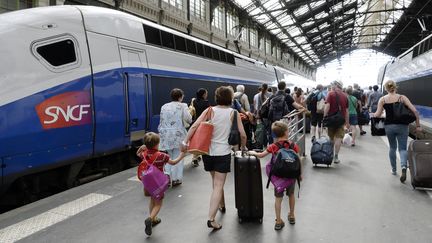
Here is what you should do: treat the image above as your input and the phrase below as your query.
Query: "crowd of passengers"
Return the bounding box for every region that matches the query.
[136,80,422,236]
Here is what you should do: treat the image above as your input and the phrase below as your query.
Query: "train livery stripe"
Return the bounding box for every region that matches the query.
[0,193,111,243]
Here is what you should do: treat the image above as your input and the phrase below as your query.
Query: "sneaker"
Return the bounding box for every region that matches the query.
[311,136,316,142]
[274,219,285,230]
[391,169,397,175]
[172,180,182,186]
[152,217,161,226]
[360,131,366,135]
[400,168,407,183]
[145,217,152,236]
[333,158,340,164]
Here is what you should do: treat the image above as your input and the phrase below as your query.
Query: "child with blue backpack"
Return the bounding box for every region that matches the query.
[249,121,302,230]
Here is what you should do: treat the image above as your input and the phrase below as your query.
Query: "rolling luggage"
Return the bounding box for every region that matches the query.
[408,140,432,189]
[234,152,263,223]
[371,117,386,136]
[311,136,333,167]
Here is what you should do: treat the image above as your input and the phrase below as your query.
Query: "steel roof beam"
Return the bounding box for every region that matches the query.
[250,0,316,65]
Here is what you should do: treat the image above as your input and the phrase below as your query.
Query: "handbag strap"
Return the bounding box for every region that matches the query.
[334,91,341,112]
[231,110,239,131]
[202,107,213,122]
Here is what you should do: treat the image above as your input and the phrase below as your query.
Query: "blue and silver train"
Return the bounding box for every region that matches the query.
[0,6,311,202]
[377,33,432,139]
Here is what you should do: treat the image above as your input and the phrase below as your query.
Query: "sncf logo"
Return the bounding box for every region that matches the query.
[35,91,92,129]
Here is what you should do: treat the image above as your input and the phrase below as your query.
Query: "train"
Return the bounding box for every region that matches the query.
[0,6,314,205]
[377,33,432,139]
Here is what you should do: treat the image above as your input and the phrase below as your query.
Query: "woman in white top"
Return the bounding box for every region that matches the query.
[158,88,192,186]
[181,86,247,230]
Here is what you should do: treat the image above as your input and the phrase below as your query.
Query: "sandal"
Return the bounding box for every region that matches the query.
[274,219,285,230]
[218,206,226,213]
[288,215,296,225]
[207,219,222,230]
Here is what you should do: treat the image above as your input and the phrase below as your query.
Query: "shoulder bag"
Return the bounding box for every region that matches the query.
[228,110,240,145]
[393,96,416,124]
[323,92,345,128]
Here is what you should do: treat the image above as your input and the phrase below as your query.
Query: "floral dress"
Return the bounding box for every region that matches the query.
[158,102,192,151]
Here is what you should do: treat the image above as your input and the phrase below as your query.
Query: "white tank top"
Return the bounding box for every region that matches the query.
[209,106,233,156]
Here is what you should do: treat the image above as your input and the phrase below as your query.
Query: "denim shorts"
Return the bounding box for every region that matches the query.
[349,114,358,125]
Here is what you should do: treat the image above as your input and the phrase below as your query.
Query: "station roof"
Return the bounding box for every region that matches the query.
[234,0,432,67]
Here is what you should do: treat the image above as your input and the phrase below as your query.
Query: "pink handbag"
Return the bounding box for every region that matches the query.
[266,160,295,194]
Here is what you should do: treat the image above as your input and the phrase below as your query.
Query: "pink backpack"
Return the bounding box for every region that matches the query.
[138,151,169,201]
[265,159,295,194]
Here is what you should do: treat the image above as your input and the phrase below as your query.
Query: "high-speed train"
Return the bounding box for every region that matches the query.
[377,33,432,139]
[0,6,313,203]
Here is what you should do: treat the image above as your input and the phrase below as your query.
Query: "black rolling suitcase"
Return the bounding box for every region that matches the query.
[234,152,263,223]
[371,117,386,136]
[408,140,432,189]
[311,136,333,167]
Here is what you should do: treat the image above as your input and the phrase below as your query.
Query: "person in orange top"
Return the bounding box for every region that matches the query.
[136,132,185,236]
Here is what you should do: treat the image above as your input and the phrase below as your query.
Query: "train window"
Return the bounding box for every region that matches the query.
[161,31,175,49]
[220,51,227,62]
[204,45,212,59]
[226,53,235,64]
[212,48,220,61]
[143,25,161,46]
[196,43,205,57]
[36,39,77,67]
[186,39,196,54]
[174,35,187,52]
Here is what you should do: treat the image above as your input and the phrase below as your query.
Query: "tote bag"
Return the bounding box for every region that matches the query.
[188,107,214,155]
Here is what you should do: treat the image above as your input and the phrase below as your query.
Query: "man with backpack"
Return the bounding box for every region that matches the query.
[234,85,250,112]
[306,84,326,141]
[323,80,349,164]
[259,81,305,143]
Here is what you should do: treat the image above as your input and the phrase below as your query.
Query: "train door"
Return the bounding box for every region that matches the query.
[118,40,149,143]
[87,32,130,155]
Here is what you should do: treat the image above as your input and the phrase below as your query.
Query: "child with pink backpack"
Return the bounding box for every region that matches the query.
[136,132,185,236]
[249,121,303,230]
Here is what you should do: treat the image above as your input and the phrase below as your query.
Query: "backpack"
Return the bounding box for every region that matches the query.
[306,92,318,111]
[234,93,244,109]
[268,94,289,122]
[266,141,301,195]
[258,97,270,118]
[137,151,160,181]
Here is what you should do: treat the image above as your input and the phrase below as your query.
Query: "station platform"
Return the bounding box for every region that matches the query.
[1,132,431,243]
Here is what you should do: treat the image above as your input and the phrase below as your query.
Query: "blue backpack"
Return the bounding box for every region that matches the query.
[266,141,301,192]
